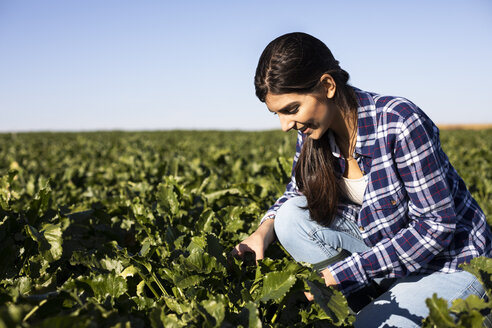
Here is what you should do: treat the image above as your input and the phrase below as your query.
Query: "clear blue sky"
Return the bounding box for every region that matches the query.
[1,0,491,132]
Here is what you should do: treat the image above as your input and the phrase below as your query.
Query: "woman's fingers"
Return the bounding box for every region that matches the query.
[304,291,314,302]
[232,243,253,258]
[320,268,337,286]
[253,249,264,264]
[231,231,267,263]
[231,242,264,264]
[230,247,239,258]
[230,245,242,258]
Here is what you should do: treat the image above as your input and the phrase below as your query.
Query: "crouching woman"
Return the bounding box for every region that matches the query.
[232,32,492,328]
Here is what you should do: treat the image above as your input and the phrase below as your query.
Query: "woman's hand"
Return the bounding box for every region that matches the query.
[320,267,337,286]
[231,218,276,262]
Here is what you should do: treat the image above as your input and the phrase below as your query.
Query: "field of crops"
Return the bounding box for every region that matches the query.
[0,129,491,327]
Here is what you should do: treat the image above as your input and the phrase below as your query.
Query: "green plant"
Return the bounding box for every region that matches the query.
[0,130,490,327]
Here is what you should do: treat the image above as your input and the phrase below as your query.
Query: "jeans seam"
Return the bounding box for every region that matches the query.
[309,232,338,259]
[448,272,480,302]
[308,227,367,259]
[470,281,486,299]
[310,226,365,244]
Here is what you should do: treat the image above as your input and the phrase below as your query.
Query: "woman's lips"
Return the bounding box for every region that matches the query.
[300,125,311,134]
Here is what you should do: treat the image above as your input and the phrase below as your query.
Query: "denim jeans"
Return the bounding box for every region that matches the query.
[274,196,489,328]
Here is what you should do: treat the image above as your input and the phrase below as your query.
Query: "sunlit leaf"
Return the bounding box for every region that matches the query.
[237,301,262,328]
[423,293,456,328]
[40,223,63,261]
[306,279,353,326]
[255,271,297,303]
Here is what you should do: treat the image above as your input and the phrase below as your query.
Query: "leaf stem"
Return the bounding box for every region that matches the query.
[271,296,287,324]
[150,271,170,297]
[249,281,260,295]
[176,286,184,298]
[23,299,47,322]
[136,271,160,299]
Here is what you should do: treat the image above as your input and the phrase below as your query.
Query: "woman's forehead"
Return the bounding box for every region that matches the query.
[265,93,303,110]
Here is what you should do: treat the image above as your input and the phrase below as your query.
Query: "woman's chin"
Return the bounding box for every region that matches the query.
[306,128,325,140]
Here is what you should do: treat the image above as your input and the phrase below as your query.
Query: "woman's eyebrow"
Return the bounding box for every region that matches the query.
[269,102,299,113]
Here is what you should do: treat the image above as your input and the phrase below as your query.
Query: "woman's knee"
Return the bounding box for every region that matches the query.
[273,196,309,243]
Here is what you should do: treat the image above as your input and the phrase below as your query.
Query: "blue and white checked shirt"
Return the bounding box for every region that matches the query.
[261,87,492,295]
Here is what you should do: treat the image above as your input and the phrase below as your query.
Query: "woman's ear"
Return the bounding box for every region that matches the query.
[319,73,336,99]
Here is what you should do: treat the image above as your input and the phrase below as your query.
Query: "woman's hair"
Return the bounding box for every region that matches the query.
[254,32,358,226]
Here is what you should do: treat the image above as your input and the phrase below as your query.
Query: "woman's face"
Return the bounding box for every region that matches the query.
[265,91,337,140]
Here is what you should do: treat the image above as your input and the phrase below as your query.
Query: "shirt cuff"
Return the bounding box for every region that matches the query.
[327,253,370,296]
[259,213,276,225]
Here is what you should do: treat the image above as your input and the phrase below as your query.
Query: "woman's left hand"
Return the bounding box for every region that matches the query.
[320,267,337,286]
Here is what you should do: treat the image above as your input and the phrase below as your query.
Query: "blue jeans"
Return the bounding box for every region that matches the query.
[274,196,489,328]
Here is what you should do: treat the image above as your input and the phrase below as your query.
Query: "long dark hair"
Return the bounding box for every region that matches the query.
[254,32,358,226]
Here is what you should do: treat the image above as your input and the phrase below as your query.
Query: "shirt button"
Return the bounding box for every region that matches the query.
[391,200,397,205]
[359,226,365,232]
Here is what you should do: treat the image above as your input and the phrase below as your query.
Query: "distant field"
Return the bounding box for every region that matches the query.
[438,123,492,130]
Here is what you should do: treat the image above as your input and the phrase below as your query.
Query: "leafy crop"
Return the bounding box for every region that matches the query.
[0,129,491,327]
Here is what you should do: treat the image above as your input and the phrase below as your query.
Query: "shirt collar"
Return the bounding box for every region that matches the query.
[328,129,341,157]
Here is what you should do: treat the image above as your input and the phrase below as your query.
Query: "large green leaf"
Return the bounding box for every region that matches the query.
[163,295,191,314]
[25,222,63,263]
[80,273,127,302]
[181,248,225,276]
[27,183,52,220]
[255,271,297,303]
[156,182,180,217]
[451,294,491,314]
[457,310,486,328]
[200,295,227,326]
[461,257,492,296]
[423,293,456,328]
[237,301,262,328]
[40,223,63,262]
[305,279,353,326]
[204,188,242,203]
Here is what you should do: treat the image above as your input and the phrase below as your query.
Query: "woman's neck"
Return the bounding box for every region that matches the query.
[332,108,358,159]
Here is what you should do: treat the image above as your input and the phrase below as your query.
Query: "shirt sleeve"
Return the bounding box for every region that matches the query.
[259,131,305,225]
[327,112,458,295]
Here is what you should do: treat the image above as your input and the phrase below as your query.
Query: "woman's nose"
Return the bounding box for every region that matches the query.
[279,114,295,132]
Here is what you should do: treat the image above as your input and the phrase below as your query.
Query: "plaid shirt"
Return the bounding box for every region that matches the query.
[261,87,492,295]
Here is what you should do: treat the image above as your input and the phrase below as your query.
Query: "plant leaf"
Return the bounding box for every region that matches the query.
[305,279,352,326]
[423,293,456,328]
[255,271,297,303]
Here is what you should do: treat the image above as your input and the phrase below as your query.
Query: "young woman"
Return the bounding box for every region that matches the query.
[232,32,492,327]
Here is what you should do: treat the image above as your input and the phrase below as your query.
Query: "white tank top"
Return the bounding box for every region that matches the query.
[341,176,367,205]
